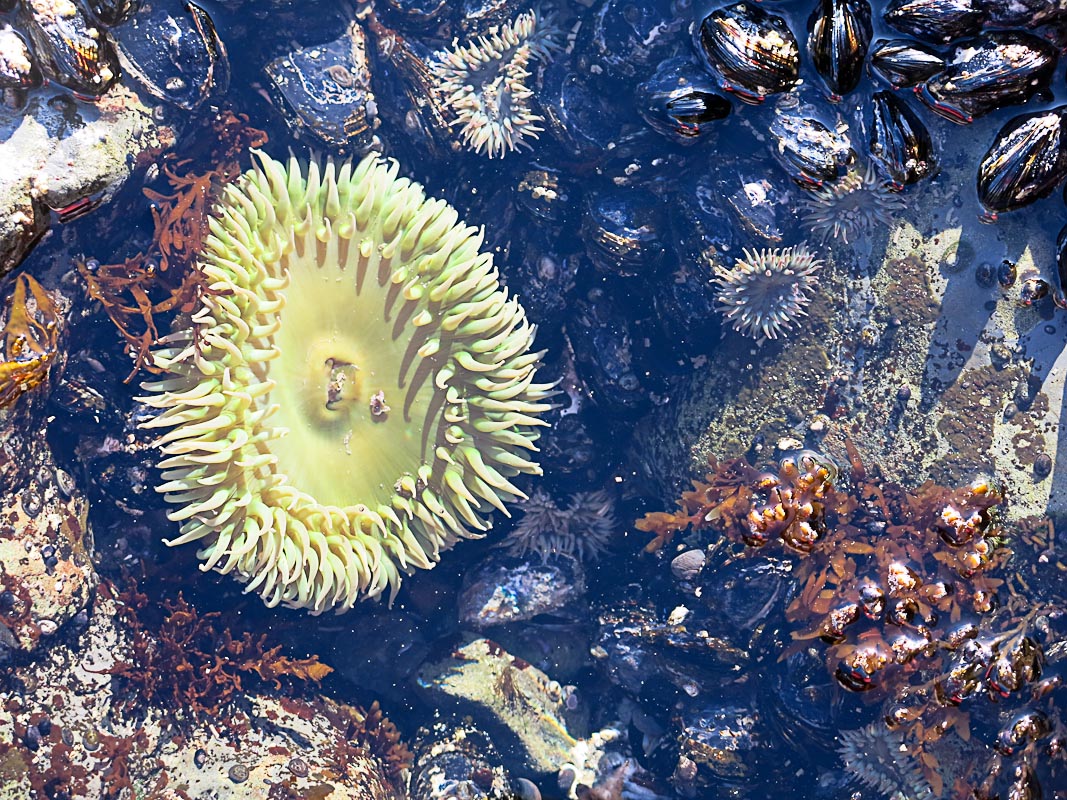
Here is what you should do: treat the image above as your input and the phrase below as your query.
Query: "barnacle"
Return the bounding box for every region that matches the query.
[0,273,60,409]
[140,150,554,613]
[429,9,562,158]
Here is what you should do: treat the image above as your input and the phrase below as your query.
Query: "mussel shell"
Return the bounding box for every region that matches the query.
[869,91,936,186]
[769,111,853,185]
[0,24,42,90]
[568,289,650,417]
[20,0,118,97]
[918,32,1057,124]
[868,38,943,88]
[85,0,139,26]
[540,60,623,160]
[265,22,375,151]
[110,0,228,110]
[635,56,730,144]
[457,0,528,33]
[1055,224,1067,308]
[695,2,800,104]
[986,0,1067,28]
[581,186,668,278]
[977,106,1067,213]
[883,0,985,44]
[807,0,872,99]
[578,0,683,82]
[376,0,450,29]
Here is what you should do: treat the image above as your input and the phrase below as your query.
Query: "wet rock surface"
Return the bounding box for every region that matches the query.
[0,593,399,800]
[0,83,167,279]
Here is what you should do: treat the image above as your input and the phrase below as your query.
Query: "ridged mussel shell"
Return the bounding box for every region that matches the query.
[265,21,375,151]
[695,2,800,104]
[807,0,872,99]
[0,24,42,90]
[581,186,668,278]
[19,0,118,97]
[110,0,228,110]
[869,91,936,186]
[869,38,943,88]
[917,31,1057,124]
[978,106,1067,213]
[635,56,730,144]
[883,0,984,44]
[769,109,853,185]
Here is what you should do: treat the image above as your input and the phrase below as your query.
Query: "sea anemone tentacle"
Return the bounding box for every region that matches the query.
[141,150,553,613]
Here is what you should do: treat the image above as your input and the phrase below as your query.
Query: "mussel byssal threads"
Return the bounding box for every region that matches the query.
[713,245,823,341]
[141,150,554,614]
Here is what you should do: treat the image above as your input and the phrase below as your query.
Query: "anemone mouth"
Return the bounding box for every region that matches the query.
[140,150,553,614]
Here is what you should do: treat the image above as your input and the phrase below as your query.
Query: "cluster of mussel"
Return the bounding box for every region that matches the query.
[624,451,1066,798]
[0,0,227,109]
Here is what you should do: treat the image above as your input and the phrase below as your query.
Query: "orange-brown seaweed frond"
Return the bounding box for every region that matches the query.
[79,110,267,382]
[636,457,760,552]
[109,587,332,718]
[0,273,60,408]
[322,698,413,791]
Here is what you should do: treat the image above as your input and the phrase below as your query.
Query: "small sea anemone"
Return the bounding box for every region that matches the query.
[430,9,561,158]
[800,164,905,244]
[713,245,822,341]
[500,489,617,562]
[837,722,931,799]
[140,151,554,613]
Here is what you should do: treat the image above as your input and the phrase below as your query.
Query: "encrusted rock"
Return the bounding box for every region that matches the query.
[416,638,578,774]
[0,593,400,800]
[0,83,169,279]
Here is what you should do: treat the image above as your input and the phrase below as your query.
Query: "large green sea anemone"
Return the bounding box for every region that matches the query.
[141,151,553,613]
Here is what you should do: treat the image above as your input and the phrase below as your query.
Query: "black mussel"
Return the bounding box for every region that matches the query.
[918,32,1057,124]
[883,0,985,43]
[986,0,1067,28]
[769,109,853,185]
[695,2,800,104]
[568,289,650,417]
[110,0,228,110]
[1054,224,1067,308]
[869,91,936,186]
[673,172,741,262]
[20,0,118,97]
[673,701,766,790]
[581,187,668,278]
[541,60,624,160]
[0,24,42,92]
[635,56,730,145]
[458,0,528,32]
[265,22,376,151]
[726,174,787,242]
[578,0,684,82]
[978,106,1067,214]
[807,0,872,100]
[869,38,944,88]
[377,0,450,29]
[515,168,576,225]
[85,0,139,26]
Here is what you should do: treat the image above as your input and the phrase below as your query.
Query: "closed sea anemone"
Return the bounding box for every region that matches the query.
[800,164,905,244]
[713,245,822,341]
[140,150,554,614]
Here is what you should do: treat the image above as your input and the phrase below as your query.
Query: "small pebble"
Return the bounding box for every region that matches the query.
[1033,453,1053,481]
[194,748,208,769]
[288,757,309,777]
[228,764,250,784]
[23,725,41,751]
[671,550,706,582]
